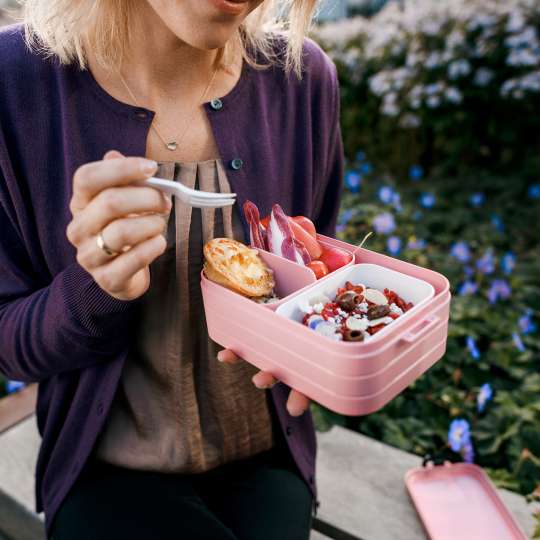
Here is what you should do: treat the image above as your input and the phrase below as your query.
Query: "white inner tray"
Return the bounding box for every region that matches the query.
[275,263,435,340]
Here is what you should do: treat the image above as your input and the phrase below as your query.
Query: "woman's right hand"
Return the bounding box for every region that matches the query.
[66,150,172,301]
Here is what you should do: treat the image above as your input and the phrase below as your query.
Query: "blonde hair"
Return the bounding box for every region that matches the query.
[20,0,322,80]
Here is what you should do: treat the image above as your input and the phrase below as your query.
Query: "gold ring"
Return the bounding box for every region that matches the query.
[96,230,120,257]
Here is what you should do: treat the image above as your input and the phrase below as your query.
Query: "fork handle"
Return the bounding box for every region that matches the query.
[136,177,178,196]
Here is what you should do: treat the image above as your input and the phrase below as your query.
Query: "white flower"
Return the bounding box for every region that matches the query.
[474,68,495,86]
[500,78,517,97]
[382,92,400,116]
[369,71,392,96]
[399,113,421,128]
[507,49,540,67]
[467,13,497,31]
[425,51,443,70]
[426,95,441,108]
[506,11,525,34]
[445,87,463,104]
[505,26,538,50]
[425,82,444,96]
[448,59,472,79]
[446,29,466,51]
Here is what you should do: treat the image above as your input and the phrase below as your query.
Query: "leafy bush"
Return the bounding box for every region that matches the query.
[310,166,540,498]
[313,0,540,178]
[310,0,540,500]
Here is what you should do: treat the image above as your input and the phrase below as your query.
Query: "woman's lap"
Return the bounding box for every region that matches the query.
[49,445,313,540]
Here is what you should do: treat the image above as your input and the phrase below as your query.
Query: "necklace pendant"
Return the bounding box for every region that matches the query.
[166,141,178,151]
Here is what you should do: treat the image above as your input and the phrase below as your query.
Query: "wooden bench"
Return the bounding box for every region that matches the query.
[0,413,537,539]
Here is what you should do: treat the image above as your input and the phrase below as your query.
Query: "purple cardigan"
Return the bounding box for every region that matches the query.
[0,23,344,536]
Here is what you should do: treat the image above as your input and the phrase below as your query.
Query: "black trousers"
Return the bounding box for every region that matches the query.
[49,397,313,540]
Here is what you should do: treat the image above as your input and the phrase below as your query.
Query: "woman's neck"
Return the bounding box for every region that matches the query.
[86,2,223,109]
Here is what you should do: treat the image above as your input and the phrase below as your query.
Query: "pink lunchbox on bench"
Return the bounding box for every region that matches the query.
[200,234,451,416]
[405,461,528,539]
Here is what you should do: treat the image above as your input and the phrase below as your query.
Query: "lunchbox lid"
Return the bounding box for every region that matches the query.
[405,461,527,540]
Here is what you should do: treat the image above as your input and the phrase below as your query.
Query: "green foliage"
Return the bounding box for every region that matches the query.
[310,162,540,497]
[309,0,540,500]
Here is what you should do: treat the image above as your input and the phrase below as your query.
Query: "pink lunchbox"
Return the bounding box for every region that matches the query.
[200,234,451,416]
[405,461,528,539]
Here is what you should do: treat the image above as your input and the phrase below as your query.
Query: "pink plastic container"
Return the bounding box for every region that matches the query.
[200,233,451,416]
[405,462,527,539]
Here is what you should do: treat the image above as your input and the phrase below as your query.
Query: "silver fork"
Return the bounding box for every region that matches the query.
[136,177,237,208]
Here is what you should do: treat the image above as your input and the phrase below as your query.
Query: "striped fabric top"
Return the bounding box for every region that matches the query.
[93,158,275,472]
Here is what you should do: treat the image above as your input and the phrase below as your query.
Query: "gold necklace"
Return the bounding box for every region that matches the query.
[118,65,219,152]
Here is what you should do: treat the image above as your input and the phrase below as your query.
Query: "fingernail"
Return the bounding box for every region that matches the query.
[289,408,305,417]
[140,159,158,176]
[217,351,225,362]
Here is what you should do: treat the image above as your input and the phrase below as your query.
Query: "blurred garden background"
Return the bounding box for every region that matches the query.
[309,0,540,511]
[0,0,539,527]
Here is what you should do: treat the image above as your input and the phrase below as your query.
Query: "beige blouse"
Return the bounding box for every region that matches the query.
[93,158,275,473]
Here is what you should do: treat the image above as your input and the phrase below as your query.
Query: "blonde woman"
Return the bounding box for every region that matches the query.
[0,0,344,538]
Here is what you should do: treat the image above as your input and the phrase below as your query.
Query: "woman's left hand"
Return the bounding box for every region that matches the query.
[217,349,310,417]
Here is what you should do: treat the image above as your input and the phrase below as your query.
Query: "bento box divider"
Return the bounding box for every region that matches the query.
[254,248,316,298]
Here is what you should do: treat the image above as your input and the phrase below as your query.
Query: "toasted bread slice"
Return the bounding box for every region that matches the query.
[203,238,275,297]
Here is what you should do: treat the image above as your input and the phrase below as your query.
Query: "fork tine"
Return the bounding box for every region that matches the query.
[177,183,237,199]
[190,198,236,208]
[189,195,236,205]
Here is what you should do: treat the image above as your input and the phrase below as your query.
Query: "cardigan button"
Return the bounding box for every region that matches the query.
[230,158,243,170]
[135,109,148,119]
[285,426,293,436]
[210,98,223,110]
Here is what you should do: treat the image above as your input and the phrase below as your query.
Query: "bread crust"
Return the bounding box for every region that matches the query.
[203,238,275,297]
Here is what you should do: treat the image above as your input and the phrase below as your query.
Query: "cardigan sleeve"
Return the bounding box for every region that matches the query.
[312,60,345,239]
[0,181,139,382]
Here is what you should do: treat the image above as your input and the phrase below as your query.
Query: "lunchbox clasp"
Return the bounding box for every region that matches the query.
[402,314,440,344]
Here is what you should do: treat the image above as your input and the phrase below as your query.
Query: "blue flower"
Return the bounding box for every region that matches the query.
[391,192,402,212]
[345,170,362,193]
[476,250,496,274]
[448,418,475,463]
[487,279,511,304]
[407,237,426,250]
[469,192,485,207]
[462,440,475,463]
[420,193,436,208]
[373,212,396,235]
[518,310,537,334]
[491,214,504,232]
[448,418,474,464]
[458,280,478,296]
[6,380,25,394]
[512,332,526,352]
[409,165,424,181]
[360,162,373,175]
[412,210,424,221]
[466,336,480,360]
[355,150,366,163]
[501,252,516,275]
[387,236,402,255]
[378,186,395,204]
[528,184,540,199]
[339,209,355,225]
[450,241,471,263]
[477,383,493,413]
[463,266,475,277]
